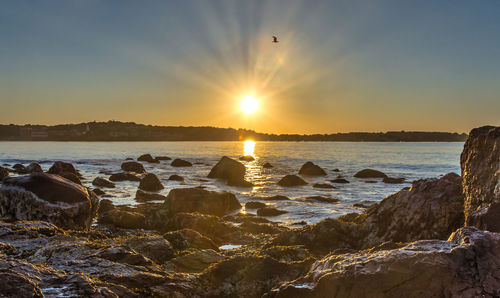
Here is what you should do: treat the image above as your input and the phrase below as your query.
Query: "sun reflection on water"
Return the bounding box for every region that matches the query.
[243,140,256,156]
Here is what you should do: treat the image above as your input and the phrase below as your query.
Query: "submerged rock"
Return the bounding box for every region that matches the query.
[257,207,287,217]
[208,156,253,187]
[299,162,327,176]
[278,175,307,187]
[303,196,339,204]
[171,158,192,167]
[312,183,335,189]
[0,173,99,230]
[92,177,115,188]
[329,178,349,184]
[239,155,255,161]
[120,161,146,174]
[260,195,290,201]
[353,169,387,178]
[383,177,405,184]
[461,126,500,232]
[164,188,241,217]
[138,173,164,191]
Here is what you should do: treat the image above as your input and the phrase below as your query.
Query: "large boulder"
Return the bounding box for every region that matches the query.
[0,173,99,230]
[353,169,387,178]
[461,126,500,232]
[208,156,253,187]
[138,173,164,191]
[278,175,307,187]
[298,162,326,176]
[272,227,500,298]
[120,161,146,173]
[164,188,241,217]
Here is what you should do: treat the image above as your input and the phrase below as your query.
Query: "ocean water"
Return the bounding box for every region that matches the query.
[0,141,463,226]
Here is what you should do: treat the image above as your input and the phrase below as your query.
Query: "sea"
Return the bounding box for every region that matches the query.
[0,141,464,226]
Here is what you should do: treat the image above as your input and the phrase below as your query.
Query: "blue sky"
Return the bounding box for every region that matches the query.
[0,0,499,133]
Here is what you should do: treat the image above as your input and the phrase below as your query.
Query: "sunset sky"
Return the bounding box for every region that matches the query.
[1,0,499,134]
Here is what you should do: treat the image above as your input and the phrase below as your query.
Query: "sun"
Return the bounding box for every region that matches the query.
[240,95,259,114]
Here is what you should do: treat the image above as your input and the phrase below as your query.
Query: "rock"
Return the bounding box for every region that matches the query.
[12,163,27,173]
[109,172,141,182]
[208,156,253,187]
[353,203,371,208]
[163,228,219,250]
[164,188,241,217]
[125,157,134,160]
[383,177,405,184]
[312,183,335,189]
[461,126,500,232]
[278,175,307,187]
[171,158,192,167]
[200,255,309,297]
[0,166,9,180]
[330,178,349,183]
[257,207,287,217]
[353,168,387,178]
[168,174,184,181]
[303,196,339,204]
[137,154,159,163]
[0,173,99,230]
[239,155,255,161]
[120,161,146,174]
[138,173,164,191]
[135,189,167,202]
[240,222,284,235]
[365,180,378,183]
[98,208,146,229]
[272,227,500,298]
[260,195,290,201]
[263,162,274,168]
[166,249,224,273]
[361,172,464,248]
[332,168,340,172]
[60,172,82,185]
[26,163,43,173]
[47,161,81,177]
[92,177,115,188]
[245,201,267,209]
[93,188,106,196]
[124,236,175,264]
[298,162,326,176]
[0,270,44,298]
[155,156,171,161]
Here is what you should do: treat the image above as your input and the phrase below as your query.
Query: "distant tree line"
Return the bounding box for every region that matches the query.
[0,121,468,142]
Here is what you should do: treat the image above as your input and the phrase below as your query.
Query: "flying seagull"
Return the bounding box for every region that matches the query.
[272,36,279,43]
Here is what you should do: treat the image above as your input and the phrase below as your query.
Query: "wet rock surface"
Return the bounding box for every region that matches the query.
[138,173,164,191]
[171,158,192,167]
[120,161,146,174]
[353,168,387,178]
[278,175,307,187]
[208,156,253,187]
[299,161,327,176]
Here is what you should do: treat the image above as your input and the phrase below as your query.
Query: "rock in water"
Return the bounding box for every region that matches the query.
[136,189,167,202]
[312,183,335,189]
[330,178,350,183]
[353,169,388,178]
[383,177,405,184]
[168,174,184,181]
[461,126,500,232]
[26,163,43,173]
[298,161,326,176]
[92,177,115,188]
[257,207,287,217]
[263,162,274,168]
[47,161,81,177]
[239,155,255,161]
[0,173,99,230]
[171,158,192,167]
[208,156,253,187]
[137,153,159,163]
[0,166,9,180]
[109,172,141,182]
[164,187,241,216]
[138,173,164,191]
[156,156,171,161]
[120,161,146,173]
[278,175,307,187]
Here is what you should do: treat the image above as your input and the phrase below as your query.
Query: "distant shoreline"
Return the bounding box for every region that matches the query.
[0,121,468,142]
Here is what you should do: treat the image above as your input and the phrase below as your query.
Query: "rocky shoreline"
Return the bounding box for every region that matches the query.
[0,126,498,297]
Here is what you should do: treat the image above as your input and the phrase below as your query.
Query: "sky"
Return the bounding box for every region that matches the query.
[0,0,499,134]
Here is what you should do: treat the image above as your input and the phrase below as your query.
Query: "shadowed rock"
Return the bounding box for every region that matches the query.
[171,158,192,167]
[163,228,219,250]
[120,161,146,173]
[166,249,224,273]
[330,178,349,184]
[0,173,99,230]
[257,207,287,217]
[168,174,184,181]
[47,161,81,177]
[0,166,9,180]
[461,126,500,232]
[245,201,267,209]
[155,156,171,161]
[109,172,141,182]
[97,200,145,229]
[263,162,274,168]
[312,183,335,189]
[208,156,253,187]
[353,169,387,178]
[136,189,167,202]
[139,173,164,191]
[26,163,43,173]
[383,177,405,184]
[137,154,159,163]
[303,196,339,204]
[299,162,327,176]
[164,188,241,217]
[278,175,307,187]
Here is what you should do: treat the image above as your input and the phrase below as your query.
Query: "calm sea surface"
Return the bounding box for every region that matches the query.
[0,141,463,225]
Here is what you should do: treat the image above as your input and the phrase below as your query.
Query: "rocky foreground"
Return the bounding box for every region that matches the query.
[0,126,498,297]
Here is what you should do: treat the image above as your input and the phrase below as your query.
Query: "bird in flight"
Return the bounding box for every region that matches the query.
[272,36,279,43]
